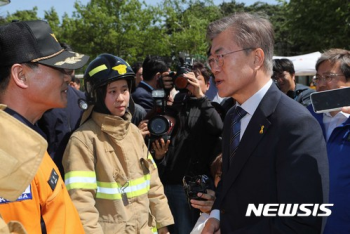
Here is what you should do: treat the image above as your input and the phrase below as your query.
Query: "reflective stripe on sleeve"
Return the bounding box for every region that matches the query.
[147,153,157,168]
[96,174,151,200]
[65,171,151,200]
[65,171,97,190]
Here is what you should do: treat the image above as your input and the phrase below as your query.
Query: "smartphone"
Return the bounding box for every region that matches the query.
[310,87,350,113]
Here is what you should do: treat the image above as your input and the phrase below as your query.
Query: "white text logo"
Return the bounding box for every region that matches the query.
[245,204,333,217]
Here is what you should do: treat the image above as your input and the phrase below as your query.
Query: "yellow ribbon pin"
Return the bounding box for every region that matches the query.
[259,125,264,134]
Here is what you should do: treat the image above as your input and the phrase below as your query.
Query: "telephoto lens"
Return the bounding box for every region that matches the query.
[148,116,171,136]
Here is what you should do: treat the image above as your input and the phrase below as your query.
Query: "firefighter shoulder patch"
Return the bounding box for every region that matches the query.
[48,169,59,191]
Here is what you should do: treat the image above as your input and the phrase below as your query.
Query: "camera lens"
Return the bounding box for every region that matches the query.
[148,116,170,135]
[175,76,188,89]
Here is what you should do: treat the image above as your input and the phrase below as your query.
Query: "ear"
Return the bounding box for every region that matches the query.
[155,72,161,80]
[11,64,29,89]
[253,48,264,70]
[291,73,296,81]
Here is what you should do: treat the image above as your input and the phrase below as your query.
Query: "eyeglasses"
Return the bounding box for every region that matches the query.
[207,48,255,70]
[312,73,345,85]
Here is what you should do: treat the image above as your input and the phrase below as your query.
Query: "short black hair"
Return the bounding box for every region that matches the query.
[192,62,211,84]
[272,58,295,75]
[73,78,81,85]
[131,62,142,74]
[142,55,169,81]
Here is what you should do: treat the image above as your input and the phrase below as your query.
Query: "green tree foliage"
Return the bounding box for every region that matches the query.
[286,0,350,54]
[5,7,40,22]
[161,0,221,62]
[59,0,166,65]
[44,8,61,36]
[219,0,246,15]
[3,0,349,63]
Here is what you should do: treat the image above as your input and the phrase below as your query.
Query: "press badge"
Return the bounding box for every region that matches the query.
[0,185,33,204]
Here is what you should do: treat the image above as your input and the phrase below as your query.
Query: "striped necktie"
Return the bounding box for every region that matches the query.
[230,106,247,165]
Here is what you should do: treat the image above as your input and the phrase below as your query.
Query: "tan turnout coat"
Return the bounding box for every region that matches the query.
[63,111,174,234]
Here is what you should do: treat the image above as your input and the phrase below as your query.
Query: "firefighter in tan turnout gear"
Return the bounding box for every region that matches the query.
[0,20,88,234]
[63,53,174,234]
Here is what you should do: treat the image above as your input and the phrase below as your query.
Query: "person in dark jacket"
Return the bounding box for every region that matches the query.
[131,61,143,92]
[132,56,170,113]
[148,63,223,234]
[272,58,315,106]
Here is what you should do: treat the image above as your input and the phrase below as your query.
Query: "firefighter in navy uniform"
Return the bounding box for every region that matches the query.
[63,53,174,234]
[0,20,89,233]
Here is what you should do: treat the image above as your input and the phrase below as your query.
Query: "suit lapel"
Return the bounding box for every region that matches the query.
[221,84,281,199]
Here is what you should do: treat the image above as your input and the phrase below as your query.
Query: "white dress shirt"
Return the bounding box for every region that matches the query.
[323,111,350,141]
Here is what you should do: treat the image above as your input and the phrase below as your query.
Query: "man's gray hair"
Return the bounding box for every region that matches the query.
[316,48,350,81]
[206,12,274,75]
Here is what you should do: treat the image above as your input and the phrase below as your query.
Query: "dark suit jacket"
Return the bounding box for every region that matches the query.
[214,84,329,234]
[132,82,154,113]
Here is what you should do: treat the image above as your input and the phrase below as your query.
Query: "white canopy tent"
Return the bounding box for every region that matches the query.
[273,52,321,76]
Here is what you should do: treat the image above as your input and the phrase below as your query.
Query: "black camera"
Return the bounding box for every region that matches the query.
[168,66,192,90]
[183,175,211,203]
[147,90,175,144]
[158,56,193,91]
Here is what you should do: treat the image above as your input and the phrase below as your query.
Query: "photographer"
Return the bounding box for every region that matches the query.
[132,56,173,113]
[146,62,223,234]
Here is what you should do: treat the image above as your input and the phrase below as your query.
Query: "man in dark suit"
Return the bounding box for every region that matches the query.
[132,56,169,113]
[202,12,329,234]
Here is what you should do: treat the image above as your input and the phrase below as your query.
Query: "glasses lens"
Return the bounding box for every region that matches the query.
[272,73,283,80]
[207,58,215,69]
[217,56,224,67]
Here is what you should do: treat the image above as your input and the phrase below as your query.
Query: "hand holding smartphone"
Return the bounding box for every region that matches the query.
[310,87,350,113]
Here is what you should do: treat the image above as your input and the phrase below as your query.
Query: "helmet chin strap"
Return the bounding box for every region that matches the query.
[127,96,135,116]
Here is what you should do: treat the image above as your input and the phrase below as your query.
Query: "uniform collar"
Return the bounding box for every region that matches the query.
[92,111,132,140]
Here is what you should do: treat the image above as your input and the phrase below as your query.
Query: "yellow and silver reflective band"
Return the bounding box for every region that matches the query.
[148,153,157,168]
[65,171,97,190]
[151,226,158,234]
[65,171,151,200]
[96,174,151,200]
[89,64,107,77]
